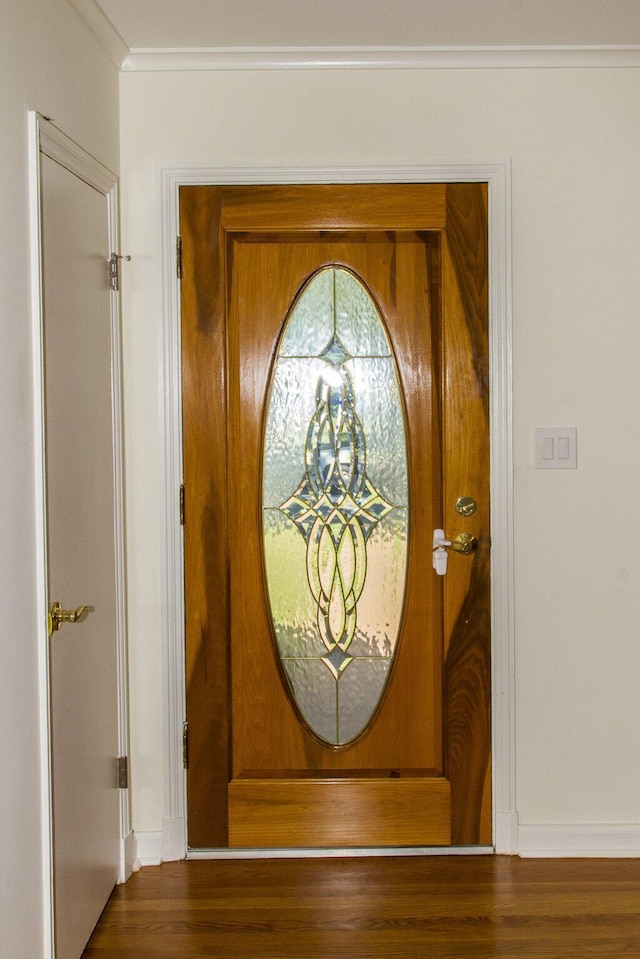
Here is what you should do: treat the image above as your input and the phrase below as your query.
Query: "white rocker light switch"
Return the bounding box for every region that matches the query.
[534,428,577,469]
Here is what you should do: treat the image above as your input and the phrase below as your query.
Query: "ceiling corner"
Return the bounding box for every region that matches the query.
[62,0,130,67]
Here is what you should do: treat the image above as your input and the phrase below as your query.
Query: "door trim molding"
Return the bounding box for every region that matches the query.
[159,159,515,858]
[30,113,132,956]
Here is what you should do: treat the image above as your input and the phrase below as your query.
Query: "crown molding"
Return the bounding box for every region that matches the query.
[121,44,640,72]
[57,2,640,74]
[62,0,129,67]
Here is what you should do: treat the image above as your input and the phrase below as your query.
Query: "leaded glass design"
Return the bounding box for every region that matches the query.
[263,267,409,745]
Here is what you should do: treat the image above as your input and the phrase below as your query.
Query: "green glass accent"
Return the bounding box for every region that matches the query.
[263,267,409,745]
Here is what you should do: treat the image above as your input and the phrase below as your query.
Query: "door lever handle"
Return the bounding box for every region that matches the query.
[432,529,452,575]
[48,601,91,635]
[432,529,478,575]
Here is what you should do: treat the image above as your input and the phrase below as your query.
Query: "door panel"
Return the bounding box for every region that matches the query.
[42,154,121,956]
[441,185,492,843]
[226,232,446,846]
[180,184,490,849]
[228,233,442,775]
[228,778,451,848]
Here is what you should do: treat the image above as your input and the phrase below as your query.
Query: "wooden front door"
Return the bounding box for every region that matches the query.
[180,184,490,850]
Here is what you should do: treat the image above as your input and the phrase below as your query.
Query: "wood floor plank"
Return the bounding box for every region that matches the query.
[82,856,640,958]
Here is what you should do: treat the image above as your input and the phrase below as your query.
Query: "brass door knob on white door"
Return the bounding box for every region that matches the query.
[48,600,91,635]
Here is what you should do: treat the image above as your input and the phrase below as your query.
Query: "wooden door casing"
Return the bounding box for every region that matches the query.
[180,184,490,849]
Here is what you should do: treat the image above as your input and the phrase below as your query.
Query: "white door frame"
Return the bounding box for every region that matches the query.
[29,113,133,957]
[158,161,516,861]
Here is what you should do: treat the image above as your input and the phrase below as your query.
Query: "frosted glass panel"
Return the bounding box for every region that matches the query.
[263,509,325,657]
[263,358,327,507]
[345,358,409,505]
[280,269,334,356]
[282,659,338,744]
[349,509,408,661]
[338,659,391,744]
[334,269,389,356]
[263,267,410,746]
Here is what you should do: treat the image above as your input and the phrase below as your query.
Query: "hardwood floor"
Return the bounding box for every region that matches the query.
[82,855,640,958]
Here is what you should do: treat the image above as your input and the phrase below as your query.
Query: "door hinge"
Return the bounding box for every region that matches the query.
[182,722,189,769]
[108,253,131,292]
[179,484,185,525]
[176,235,183,280]
[117,755,129,789]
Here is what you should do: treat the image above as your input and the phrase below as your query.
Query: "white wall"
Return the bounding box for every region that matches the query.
[0,1,119,954]
[120,67,640,846]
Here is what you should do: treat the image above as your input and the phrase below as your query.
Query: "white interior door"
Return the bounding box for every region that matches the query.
[40,146,122,958]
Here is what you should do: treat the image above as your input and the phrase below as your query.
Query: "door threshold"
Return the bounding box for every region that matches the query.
[187,845,495,860]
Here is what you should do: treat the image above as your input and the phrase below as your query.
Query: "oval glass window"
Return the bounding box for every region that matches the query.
[262,267,409,746]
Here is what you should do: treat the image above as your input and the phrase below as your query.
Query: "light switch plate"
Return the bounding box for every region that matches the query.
[534,427,577,469]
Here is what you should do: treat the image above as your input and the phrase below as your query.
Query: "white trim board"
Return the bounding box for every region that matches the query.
[134,831,163,869]
[53,0,640,73]
[122,829,138,878]
[29,110,55,959]
[56,0,640,74]
[158,159,515,861]
[124,44,640,72]
[518,824,640,858]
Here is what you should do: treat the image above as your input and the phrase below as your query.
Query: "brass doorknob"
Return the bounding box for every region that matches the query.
[449,532,478,555]
[48,601,90,635]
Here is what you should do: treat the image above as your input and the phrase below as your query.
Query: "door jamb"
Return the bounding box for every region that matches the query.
[159,161,516,860]
[30,113,133,956]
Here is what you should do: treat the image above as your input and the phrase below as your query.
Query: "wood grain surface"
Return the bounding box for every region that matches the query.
[83,856,640,958]
[228,777,451,847]
[180,184,490,848]
[227,231,441,771]
[180,188,231,847]
[441,184,491,844]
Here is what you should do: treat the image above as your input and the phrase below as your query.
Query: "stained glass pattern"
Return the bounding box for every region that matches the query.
[263,268,409,745]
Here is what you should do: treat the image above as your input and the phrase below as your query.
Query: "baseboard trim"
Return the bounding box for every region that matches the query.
[132,821,186,868]
[128,823,640,865]
[120,830,138,882]
[494,811,519,855]
[518,823,640,858]
[133,831,163,868]
[162,817,186,862]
